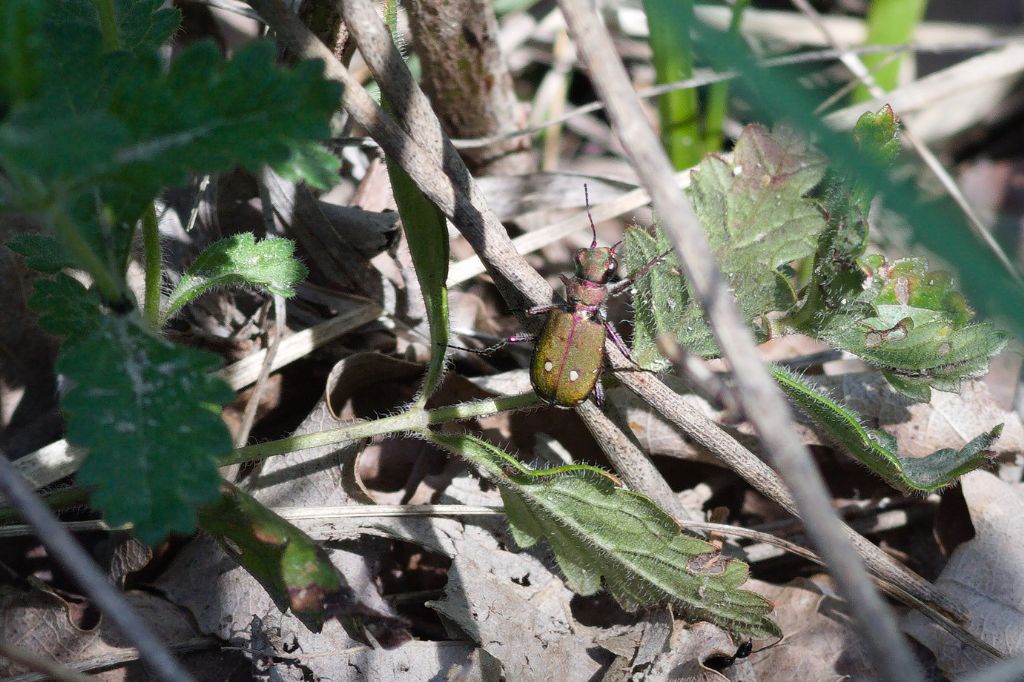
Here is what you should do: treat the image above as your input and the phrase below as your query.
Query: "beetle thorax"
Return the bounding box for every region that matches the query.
[563,277,608,308]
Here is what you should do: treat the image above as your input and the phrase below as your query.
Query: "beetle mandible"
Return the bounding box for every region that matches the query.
[512,189,668,408]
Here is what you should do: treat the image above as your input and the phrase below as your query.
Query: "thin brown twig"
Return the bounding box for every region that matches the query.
[554,0,924,678]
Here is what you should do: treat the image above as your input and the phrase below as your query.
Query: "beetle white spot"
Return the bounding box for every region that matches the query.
[544,360,554,372]
[569,370,580,381]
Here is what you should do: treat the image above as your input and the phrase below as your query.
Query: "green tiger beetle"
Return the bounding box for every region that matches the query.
[506,189,669,409]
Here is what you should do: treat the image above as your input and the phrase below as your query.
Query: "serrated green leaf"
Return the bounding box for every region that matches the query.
[627,124,828,364]
[103,40,341,193]
[29,273,104,337]
[198,483,411,646]
[276,141,341,191]
[772,364,1002,492]
[162,234,308,324]
[7,234,73,273]
[0,108,128,187]
[59,315,234,544]
[0,21,340,295]
[790,107,902,325]
[626,225,717,363]
[426,431,780,639]
[106,0,180,54]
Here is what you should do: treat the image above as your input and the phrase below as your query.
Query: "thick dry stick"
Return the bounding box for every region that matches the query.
[0,449,196,682]
[555,0,923,679]
[246,0,966,641]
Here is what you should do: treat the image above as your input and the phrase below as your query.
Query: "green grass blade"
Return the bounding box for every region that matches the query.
[642,0,702,168]
[852,0,928,102]
[382,0,450,406]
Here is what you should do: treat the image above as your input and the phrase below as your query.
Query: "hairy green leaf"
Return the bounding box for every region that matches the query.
[59,315,234,544]
[198,483,410,646]
[772,364,1002,492]
[162,234,308,324]
[790,107,900,324]
[426,431,780,639]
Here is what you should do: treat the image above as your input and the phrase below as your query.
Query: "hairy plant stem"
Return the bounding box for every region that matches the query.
[220,392,542,465]
[142,203,162,328]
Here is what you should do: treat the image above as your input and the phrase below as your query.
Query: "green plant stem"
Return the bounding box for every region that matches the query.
[852,0,927,102]
[642,0,701,169]
[91,0,121,51]
[220,391,543,465]
[701,0,747,154]
[142,203,162,328]
[50,207,124,303]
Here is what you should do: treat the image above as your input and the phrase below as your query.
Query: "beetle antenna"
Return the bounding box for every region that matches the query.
[584,184,598,248]
[610,239,624,253]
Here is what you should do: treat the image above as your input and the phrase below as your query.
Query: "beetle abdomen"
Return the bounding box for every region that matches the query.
[530,309,605,407]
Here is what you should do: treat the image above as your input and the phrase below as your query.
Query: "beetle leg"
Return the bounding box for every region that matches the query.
[607,248,673,297]
[603,321,640,367]
[592,375,605,407]
[448,330,534,355]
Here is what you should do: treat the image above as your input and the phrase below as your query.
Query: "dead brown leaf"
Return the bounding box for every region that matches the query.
[903,471,1024,678]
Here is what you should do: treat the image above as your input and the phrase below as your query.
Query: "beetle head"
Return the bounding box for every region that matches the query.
[574,246,617,284]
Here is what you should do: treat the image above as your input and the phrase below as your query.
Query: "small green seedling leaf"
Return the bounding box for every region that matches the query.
[7,234,73,273]
[426,431,780,639]
[198,483,411,646]
[276,141,341,191]
[59,315,234,544]
[627,124,828,364]
[161,234,308,325]
[817,257,1008,402]
[771,364,1002,492]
